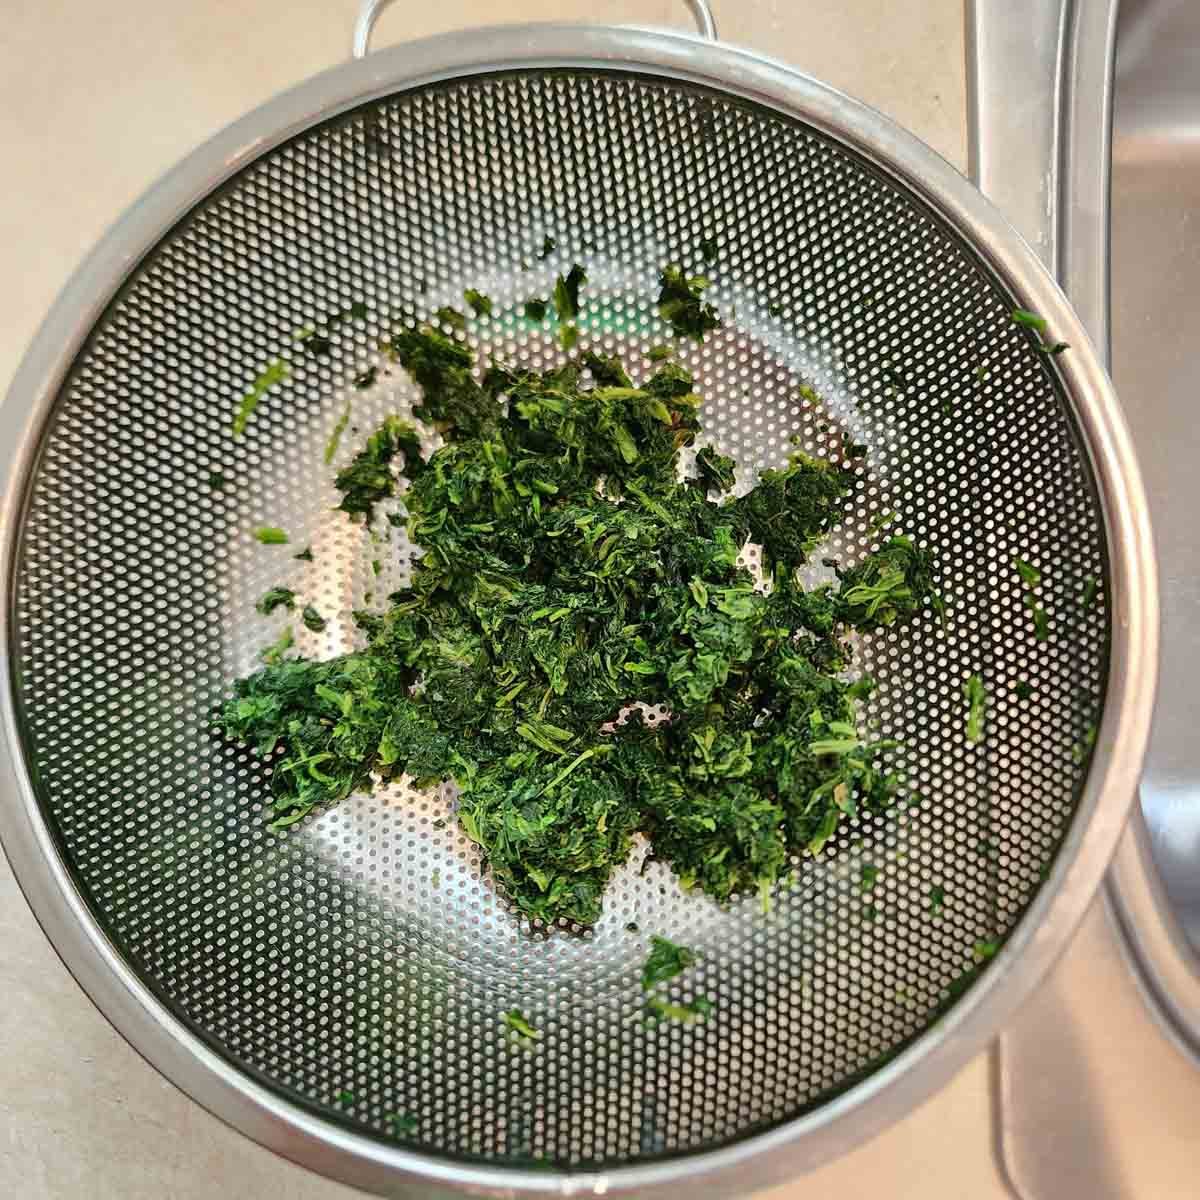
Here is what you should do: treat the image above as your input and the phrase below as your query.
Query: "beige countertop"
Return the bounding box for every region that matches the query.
[0,3,1009,1197]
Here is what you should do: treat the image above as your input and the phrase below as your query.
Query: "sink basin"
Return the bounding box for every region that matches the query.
[969,0,1200,1035]
[965,3,1200,1195]
[1113,0,1200,946]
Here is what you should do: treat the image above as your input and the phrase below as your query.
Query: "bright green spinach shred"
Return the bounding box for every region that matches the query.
[464,288,493,318]
[1081,575,1099,610]
[553,264,587,323]
[1014,557,1041,588]
[232,358,289,438]
[325,400,352,465]
[641,936,711,1024]
[964,674,986,743]
[641,936,696,990]
[260,625,294,666]
[504,1009,540,1040]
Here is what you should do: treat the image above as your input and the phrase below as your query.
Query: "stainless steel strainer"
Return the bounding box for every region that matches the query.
[0,5,1157,1198]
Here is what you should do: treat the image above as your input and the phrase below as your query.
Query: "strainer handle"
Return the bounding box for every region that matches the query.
[352,0,718,58]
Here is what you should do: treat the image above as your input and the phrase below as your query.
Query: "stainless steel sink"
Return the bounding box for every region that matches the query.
[966,2,1200,1194]
[1113,0,1200,950]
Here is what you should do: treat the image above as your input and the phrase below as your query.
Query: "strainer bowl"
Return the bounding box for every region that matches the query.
[0,13,1156,1200]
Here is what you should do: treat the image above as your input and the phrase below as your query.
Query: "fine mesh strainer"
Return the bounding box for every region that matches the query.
[0,5,1157,1198]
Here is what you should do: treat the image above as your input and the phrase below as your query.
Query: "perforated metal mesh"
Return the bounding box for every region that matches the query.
[10,71,1107,1169]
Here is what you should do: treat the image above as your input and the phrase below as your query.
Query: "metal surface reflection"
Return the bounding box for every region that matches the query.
[1113,0,1200,952]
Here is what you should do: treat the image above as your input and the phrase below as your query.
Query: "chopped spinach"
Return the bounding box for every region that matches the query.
[295,303,367,361]
[964,673,986,743]
[973,939,999,962]
[641,936,696,990]
[553,264,587,323]
[646,994,712,1024]
[325,399,352,464]
[641,937,711,1024]
[504,1009,540,1040]
[838,535,940,629]
[1081,575,1099,610]
[1013,308,1069,356]
[1073,721,1097,764]
[464,288,493,318]
[302,604,327,633]
[232,358,289,438]
[1014,557,1041,588]
[692,446,737,494]
[257,586,296,615]
[260,625,294,666]
[1011,309,1047,334]
[435,306,466,331]
[1015,555,1051,641]
[334,414,424,522]
[1025,593,1051,641]
[658,264,720,341]
[219,314,937,921]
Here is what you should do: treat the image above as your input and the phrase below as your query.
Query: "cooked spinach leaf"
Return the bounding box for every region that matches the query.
[257,586,296,615]
[657,264,720,341]
[464,288,493,318]
[232,358,289,438]
[219,313,937,922]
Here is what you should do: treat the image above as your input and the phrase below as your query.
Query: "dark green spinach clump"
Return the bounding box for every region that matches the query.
[219,325,937,924]
[257,586,295,615]
[658,265,720,341]
[334,414,425,521]
[642,935,696,989]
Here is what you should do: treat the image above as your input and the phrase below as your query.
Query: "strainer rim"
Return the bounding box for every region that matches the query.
[0,22,1157,1199]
